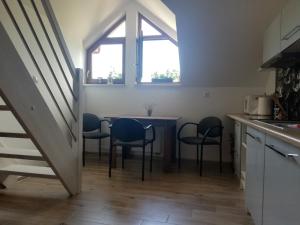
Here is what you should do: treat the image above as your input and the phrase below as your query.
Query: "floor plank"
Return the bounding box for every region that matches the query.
[0,154,253,225]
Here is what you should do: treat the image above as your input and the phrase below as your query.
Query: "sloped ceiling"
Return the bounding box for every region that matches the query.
[50,0,175,44]
[135,0,176,30]
[163,0,288,87]
[51,0,288,87]
[50,0,175,66]
[50,0,129,46]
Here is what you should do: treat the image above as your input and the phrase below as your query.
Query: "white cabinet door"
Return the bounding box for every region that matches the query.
[245,127,265,225]
[281,0,300,50]
[263,14,281,63]
[234,121,241,177]
[263,136,300,225]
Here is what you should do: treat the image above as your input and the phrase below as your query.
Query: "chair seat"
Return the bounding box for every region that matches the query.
[113,139,153,147]
[180,136,220,145]
[83,130,110,139]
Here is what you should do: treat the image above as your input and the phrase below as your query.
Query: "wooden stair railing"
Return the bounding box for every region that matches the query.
[0,0,83,195]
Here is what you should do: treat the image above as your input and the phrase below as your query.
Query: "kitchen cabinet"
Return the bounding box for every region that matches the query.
[234,121,241,177]
[263,14,281,64]
[263,136,300,225]
[245,127,265,225]
[228,115,300,225]
[281,0,300,50]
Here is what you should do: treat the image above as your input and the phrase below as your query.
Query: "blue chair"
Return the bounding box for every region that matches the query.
[177,117,223,175]
[82,113,110,166]
[109,118,155,181]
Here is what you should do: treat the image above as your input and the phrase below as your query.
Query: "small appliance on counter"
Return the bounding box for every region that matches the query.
[244,95,273,119]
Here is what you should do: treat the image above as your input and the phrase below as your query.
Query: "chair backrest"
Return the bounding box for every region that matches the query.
[83,113,100,132]
[198,117,223,138]
[111,118,145,142]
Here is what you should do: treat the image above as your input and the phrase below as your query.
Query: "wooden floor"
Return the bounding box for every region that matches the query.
[0,154,254,225]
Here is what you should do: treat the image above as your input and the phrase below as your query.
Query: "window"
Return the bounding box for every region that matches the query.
[137,14,180,84]
[86,17,126,84]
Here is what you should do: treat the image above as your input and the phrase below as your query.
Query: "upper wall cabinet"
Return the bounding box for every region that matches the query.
[263,14,281,64]
[281,0,300,50]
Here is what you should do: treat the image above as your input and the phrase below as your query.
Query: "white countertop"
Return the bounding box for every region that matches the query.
[227,113,300,148]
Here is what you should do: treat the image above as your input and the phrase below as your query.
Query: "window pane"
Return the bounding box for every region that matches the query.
[141,19,162,36]
[91,44,123,79]
[107,21,126,38]
[142,40,180,83]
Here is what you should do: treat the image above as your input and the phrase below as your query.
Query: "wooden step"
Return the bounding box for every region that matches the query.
[0,105,10,111]
[0,132,29,138]
[0,165,56,179]
[0,147,43,160]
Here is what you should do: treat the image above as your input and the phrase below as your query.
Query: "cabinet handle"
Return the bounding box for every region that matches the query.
[282,26,300,41]
[266,144,299,159]
[287,153,299,159]
[246,132,255,139]
[255,136,262,144]
[246,132,262,143]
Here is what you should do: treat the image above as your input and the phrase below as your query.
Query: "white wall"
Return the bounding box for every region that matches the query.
[163,0,287,87]
[50,0,270,162]
[84,85,265,161]
[265,71,277,95]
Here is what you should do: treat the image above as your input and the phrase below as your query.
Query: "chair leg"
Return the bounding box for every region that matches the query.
[122,147,125,169]
[197,145,199,165]
[142,145,145,181]
[200,145,204,176]
[219,144,223,174]
[82,138,86,167]
[98,139,102,160]
[178,142,181,169]
[109,143,112,178]
[150,142,153,173]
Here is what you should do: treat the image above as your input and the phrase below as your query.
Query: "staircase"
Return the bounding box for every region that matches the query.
[0,0,82,195]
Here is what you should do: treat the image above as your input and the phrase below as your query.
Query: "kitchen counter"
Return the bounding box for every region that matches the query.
[227,113,300,149]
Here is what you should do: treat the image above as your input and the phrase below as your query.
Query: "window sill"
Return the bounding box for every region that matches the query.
[83,83,126,87]
[135,82,181,87]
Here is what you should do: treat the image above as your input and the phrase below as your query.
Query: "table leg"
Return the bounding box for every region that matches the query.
[171,124,177,161]
[163,124,177,172]
[111,146,117,168]
[123,146,132,159]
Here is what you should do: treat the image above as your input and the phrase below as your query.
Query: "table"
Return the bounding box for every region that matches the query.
[105,115,181,172]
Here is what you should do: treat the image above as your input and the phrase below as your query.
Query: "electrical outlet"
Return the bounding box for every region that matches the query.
[204,91,210,98]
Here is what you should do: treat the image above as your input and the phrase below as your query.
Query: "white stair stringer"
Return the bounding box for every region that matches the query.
[0,20,82,195]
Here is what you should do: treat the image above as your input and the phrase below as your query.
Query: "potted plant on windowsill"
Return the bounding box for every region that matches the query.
[112,74,123,84]
[98,78,108,84]
[107,70,123,84]
[151,70,179,83]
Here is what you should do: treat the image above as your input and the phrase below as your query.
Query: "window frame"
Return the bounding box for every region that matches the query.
[137,14,180,84]
[86,16,126,85]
